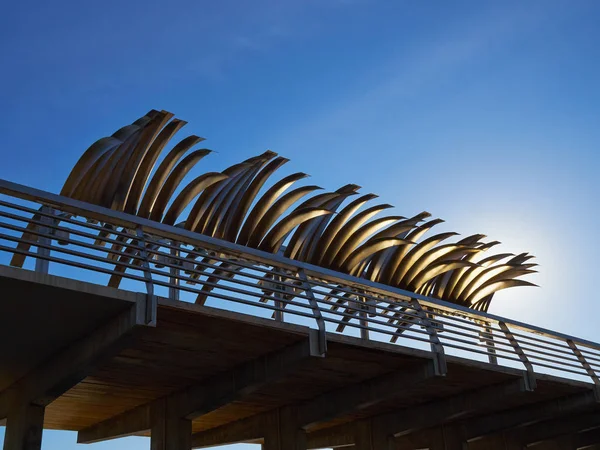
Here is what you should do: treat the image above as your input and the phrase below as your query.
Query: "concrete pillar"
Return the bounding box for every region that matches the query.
[3,404,45,450]
[150,400,191,450]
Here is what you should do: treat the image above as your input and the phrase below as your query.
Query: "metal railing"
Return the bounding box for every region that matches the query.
[1,178,599,385]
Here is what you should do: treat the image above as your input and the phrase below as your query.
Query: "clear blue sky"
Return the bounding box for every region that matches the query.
[1,1,599,448]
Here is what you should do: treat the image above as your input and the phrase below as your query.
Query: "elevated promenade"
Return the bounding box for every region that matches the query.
[1,179,599,450]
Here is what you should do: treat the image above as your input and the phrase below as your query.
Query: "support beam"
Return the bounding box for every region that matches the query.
[192,408,308,449]
[263,408,307,450]
[573,427,600,449]
[383,375,531,438]
[468,433,518,450]
[0,297,148,419]
[351,420,395,450]
[80,334,319,444]
[440,425,467,450]
[392,390,599,450]
[151,399,191,450]
[353,421,373,450]
[459,389,600,441]
[306,423,354,449]
[192,412,275,448]
[3,403,45,450]
[395,426,466,450]
[298,360,439,430]
[529,434,574,450]
[511,410,600,447]
[304,373,529,448]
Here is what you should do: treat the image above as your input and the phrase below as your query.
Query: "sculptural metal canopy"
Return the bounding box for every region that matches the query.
[17,109,536,312]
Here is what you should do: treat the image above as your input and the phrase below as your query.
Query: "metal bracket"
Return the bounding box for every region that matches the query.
[35,205,54,274]
[567,339,600,387]
[169,240,180,301]
[136,227,157,326]
[272,268,285,322]
[499,321,536,390]
[357,290,373,341]
[298,269,327,356]
[411,298,447,376]
[479,322,498,365]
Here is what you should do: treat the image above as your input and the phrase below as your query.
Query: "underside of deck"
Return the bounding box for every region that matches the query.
[1,266,599,450]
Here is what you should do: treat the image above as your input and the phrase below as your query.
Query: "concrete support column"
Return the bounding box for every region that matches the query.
[3,403,45,450]
[263,407,307,450]
[150,400,191,450]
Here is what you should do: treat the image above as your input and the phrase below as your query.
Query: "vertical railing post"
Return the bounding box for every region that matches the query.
[169,240,180,301]
[298,269,327,356]
[410,298,447,376]
[567,339,600,396]
[273,269,284,323]
[498,321,536,391]
[358,292,370,341]
[479,322,498,365]
[136,227,157,326]
[35,205,54,274]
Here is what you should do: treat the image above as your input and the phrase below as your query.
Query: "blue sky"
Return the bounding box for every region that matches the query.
[1,0,599,448]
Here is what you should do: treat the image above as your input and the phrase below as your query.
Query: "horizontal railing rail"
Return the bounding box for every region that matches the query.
[0,178,599,385]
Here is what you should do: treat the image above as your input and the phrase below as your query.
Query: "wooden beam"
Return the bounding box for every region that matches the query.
[382,375,531,437]
[0,297,148,419]
[353,420,372,450]
[571,426,600,450]
[263,407,308,450]
[393,390,600,449]
[306,423,354,449]
[192,411,277,448]
[297,360,439,430]
[346,419,396,450]
[80,334,319,444]
[460,389,600,441]
[467,433,522,450]
[193,407,310,450]
[510,410,600,447]
[3,403,45,450]
[151,398,192,450]
[394,426,446,450]
[305,374,528,448]
[77,402,154,444]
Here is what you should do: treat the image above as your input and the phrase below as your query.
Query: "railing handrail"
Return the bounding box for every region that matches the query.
[0,177,598,352]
